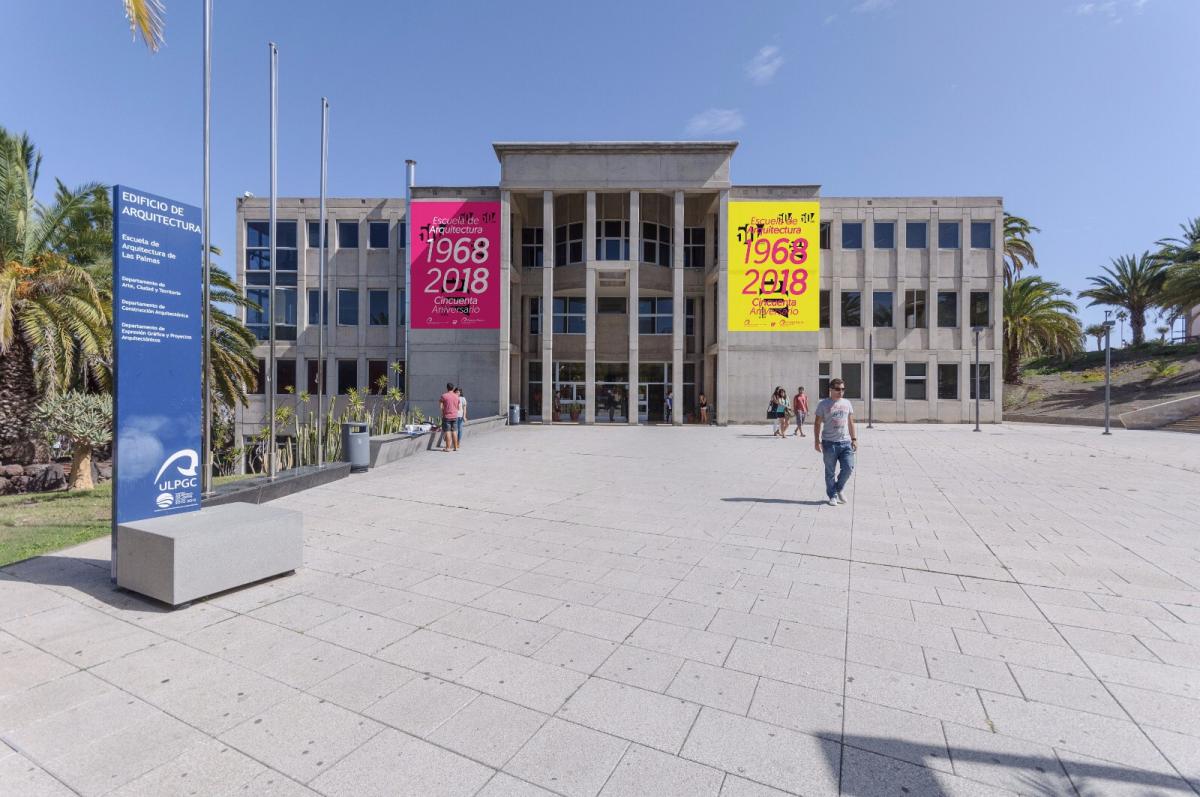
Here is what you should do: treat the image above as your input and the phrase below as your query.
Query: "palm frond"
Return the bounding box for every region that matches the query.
[123,0,166,52]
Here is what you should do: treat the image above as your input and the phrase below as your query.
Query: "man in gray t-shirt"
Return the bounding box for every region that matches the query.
[813,378,857,506]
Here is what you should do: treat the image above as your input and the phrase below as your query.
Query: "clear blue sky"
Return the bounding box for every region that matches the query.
[6,0,1197,338]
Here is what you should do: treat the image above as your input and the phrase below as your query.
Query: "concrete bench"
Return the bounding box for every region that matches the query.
[116,502,303,606]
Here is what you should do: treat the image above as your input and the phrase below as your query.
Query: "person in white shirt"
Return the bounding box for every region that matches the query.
[812,378,857,506]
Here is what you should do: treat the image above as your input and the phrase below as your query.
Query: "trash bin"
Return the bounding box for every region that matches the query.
[340,421,370,473]
[509,404,521,425]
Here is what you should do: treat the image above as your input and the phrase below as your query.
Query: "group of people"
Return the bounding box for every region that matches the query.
[437,383,468,452]
[769,381,857,507]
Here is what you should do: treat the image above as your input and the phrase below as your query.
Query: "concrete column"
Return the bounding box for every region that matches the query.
[628,191,640,425]
[541,191,554,422]
[927,351,939,421]
[863,208,875,341]
[830,207,844,348]
[584,191,597,425]
[672,190,684,425]
[499,191,512,416]
[716,190,729,424]
[357,214,367,352]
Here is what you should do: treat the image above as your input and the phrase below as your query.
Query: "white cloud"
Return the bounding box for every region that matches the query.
[685,108,745,136]
[853,0,895,12]
[745,45,784,85]
[824,14,837,24]
[1075,0,1147,22]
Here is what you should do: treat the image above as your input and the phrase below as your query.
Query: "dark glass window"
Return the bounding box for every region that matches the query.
[529,297,541,335]
[553,297,586,333]
[250,358,265,394]
[307,289,328,326]
[307,221,328,249]
[873,363,894,400]
[819,361,831,398]
[938,221,960,249]
[337,221,359,248]
[842,363,862,400]
[596,220,630,261]
[842,222,863,249]
[246,288,268,340]
[684,227,706,268]
[337,360,357,394]
[841,291,862,327]
[368,360,388,394]
[904,362,927,400]
[970,291,991,327]
[906,221,927,249]
[873,291,894,327]
[554,222,584,266]
[969,363,992,400]
[597,297,627,314]
[398,221,406,249]
[970,221,993,249]
[905,290,926,328]
[638,297,674,335]
[369,290,388,326]
[820,222,831,250]
[522,227,544,268]
[250,287,295,341]
[819,290,830,329]
[306,360,321,394]
[338,288,359,326]
[245,220,297,272]
[874,221,895,249]
[937,291,958,327]
[368,221,389,249]
[276,359,296,395]
[938,363,959,400]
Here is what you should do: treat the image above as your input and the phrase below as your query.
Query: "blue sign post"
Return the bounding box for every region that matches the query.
[112,186,203,576]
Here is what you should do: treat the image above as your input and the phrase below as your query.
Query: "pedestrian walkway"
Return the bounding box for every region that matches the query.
[3,423,1199,796]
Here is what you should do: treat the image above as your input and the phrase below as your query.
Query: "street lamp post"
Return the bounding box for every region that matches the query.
[972,326,983,432]
[1103,311,1116,436]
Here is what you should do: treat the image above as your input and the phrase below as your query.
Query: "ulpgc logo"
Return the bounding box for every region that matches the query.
[152,449,198,511]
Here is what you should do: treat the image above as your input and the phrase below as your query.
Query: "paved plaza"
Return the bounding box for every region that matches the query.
[2,423,1200,797]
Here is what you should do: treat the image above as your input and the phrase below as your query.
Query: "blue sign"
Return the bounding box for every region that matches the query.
[112,185,203,526]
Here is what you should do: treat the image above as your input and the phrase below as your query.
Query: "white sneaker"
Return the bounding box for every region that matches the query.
[836,493,847,505]
[827,496,838,506]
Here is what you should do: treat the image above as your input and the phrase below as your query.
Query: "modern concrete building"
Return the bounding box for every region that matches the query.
[235,141,1003,451]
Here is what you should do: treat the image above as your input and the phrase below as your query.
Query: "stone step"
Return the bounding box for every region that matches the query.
[1161,414,1200,433]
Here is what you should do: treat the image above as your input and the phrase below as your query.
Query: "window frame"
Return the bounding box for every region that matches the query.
[367,220,389,250]
[521,227,544,268]
[904,289,927,329]
[842,363,863,400]
[937,291,959,328]
[872,362,895,400]
[552,297,586,334]
[938,221,960,250]
[873,221,895,249]
[336,359,358,395]
[969,363,992,400]
[337,220,359,248]
[970,220,993,249]
[841,290,862,328]
[841,221,864,250]
[684,226,706,268]
[638,297,675,335]
[904,362,928,401]
[905,221,928,249]
[937,363,959,400]
[275,358,297,395]
[337,288,359,327]
[307,288,328,327]
[970,291,991,328]
[368,289,389,326]
[554,222,585,266]
[596,219,630,262]
[873,290,894,328]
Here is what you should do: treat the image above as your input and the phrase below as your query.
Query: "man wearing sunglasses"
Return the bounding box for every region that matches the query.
[812,378,857,506]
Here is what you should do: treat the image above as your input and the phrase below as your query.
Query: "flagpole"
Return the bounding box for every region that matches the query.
[267,42,278,480]
[201,0,213,495]
[317,97,328,467]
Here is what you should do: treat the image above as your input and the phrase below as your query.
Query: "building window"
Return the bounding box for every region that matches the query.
[596,220,630,262]
[906,221,927,249]
[398,290,406,324]
[306,360,321,394]
[938,363,959,400]
[970,291,991,327]
[398,221,406,249]
[642,222,671,266]
[337,360,357,394]
[529,297,542,336]
[684,227,706,268]
[842,363,862,400]
[938,221,960,249]
[842,222,863,250]
[937,291,958,327]
[247,287,296,341]
[904,290,927,329]
[874,221,895,249]
[369,290,389,326]
[250,358,265,394]
[528,360,542,418]
[338,220,359,248]
[873,291,894,328]
[819,361,831,397]
[820,222,831,250]
[367,359,388,394]
[841,291,862,327]
[522,227,544,268]
[969,363,992,400]
[905,362,927,400]
[246,288,268,340]
[553,297,586,334]
[873,362,894,400]
[245,220,298,279]
[338,288,359,326]
[598,297,627,315]
[970,221,993,249]
[639,297,674,334]
[307,221,328,249]
[276,359,296,395]
[686,298,696,336]
[368,221,389,249]
[307,289,328,326]
[554,222,584,266]
[819,290,830,329]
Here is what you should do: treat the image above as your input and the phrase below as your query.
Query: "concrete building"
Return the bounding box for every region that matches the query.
[235,141,1003,451]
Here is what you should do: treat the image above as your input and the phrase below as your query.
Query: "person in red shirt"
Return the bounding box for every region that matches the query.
[439,382,461,452]
[792,386,809,438]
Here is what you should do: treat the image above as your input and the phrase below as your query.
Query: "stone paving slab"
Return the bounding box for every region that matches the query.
[2,422,1200,795]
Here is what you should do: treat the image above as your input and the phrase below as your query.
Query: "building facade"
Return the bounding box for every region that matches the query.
[235,142,1003,449]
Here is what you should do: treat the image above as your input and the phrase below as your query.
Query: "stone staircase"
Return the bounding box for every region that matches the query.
[1161,414,1200,434]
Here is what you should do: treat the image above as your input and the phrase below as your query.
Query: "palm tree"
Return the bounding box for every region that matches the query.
[1004,277,1083,384]
[1077,253,1168,347]
[0,129,110,463]
[1003,213,1040,287]
[205,255,260,407]
[1154,218,1200,320]
[123,0,165,51]
[1084,323,1107,352]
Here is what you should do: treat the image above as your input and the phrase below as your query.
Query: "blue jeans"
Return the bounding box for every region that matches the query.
[456,417,464,439]
[822,441,855,498]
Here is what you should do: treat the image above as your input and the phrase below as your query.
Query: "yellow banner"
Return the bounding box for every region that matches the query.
[727,201,820,331]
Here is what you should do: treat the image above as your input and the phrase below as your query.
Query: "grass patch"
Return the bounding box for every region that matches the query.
[1148,359,1184,380]
[1023,341,1199,375]
[0,482,112,567]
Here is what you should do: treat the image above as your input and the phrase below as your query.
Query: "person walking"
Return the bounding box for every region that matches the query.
[792,386,809,437]
[455,387,467,444]
[698,393,709,425]
[665,390,674,423]
[769,386,787,437]
[813,378,857,505]
[439,382,461,452]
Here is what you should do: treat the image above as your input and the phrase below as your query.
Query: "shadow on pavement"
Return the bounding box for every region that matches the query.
[722,497,830,506]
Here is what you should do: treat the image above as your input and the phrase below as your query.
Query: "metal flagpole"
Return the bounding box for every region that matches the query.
[268,42,278,480]
[404,160,415,409]
[317,98,328,467]
[1103,310,1114,435]
[866,331,874,429]
[201,0,213,496]
[973,326,982,432]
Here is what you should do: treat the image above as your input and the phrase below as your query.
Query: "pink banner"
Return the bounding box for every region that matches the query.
[410,201,501,329]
